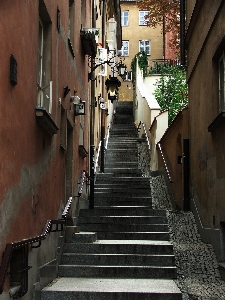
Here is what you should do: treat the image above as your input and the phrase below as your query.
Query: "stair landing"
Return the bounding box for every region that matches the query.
[43,277,181,300]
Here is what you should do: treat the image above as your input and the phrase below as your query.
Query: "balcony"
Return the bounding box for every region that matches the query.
[80,28,99,57]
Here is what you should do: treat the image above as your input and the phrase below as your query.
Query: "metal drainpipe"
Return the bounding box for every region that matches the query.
[163,15,165,59]
[180,0,186,66]
[89,0,96,209]
[100,0,106,173]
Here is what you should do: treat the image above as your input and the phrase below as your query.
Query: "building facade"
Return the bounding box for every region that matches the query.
[186,0,225,268]
[119,0,163,101]
[0,0,122,298]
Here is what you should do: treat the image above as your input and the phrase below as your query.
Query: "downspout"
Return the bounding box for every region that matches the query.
[183,139,190,211]
[89,0,96,209]
[180,0,186,66]
[100,0,106,173]
[163,15,165,59]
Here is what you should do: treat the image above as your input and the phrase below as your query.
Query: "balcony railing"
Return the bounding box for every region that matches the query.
[148,59,180,75]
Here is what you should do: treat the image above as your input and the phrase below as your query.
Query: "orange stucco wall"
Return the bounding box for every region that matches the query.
[0,0,90,269]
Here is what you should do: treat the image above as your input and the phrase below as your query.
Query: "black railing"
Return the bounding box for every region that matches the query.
[0,171,89,297]
[148,59,180,74]
[0,219,64,297]
[157,143,173,183]
[136,121,151,178]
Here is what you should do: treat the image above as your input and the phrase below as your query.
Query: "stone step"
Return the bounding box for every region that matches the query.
[41,277,182,300]
[103,168,142,176]
[94,192,151,198]
[107,140,137,144]
[63,240,173,255]
[79,207,165,216]
[105,153,138,158]
[41,101,182,300]
[58,265,177,279]
[94,181,150,188]
[93,231,170,240]
[95,175,150,182]
[78,216,167,225]
[94,197,152,206]
[73,232,97,243]
[95,185,150,190]
[105,152,138,156]
[61,253,175,266]
[94,187,150,192]
[79,223,168,232]
[107,143,137,148]
[108,138,138,141]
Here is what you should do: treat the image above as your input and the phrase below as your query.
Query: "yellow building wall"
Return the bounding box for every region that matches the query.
[119,1,163,101]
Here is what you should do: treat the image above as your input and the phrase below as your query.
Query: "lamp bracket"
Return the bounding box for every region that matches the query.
[88,54,127,81]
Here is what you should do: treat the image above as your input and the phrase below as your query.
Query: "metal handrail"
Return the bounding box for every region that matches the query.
[105,123,111,150]
[0,170,90,295]
[157,143,173,183]
[94,141,102,174]
[0,219,64,294]
[78,170,90,196]
[137,121,150,150]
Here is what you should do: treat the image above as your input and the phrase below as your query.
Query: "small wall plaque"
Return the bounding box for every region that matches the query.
[75,101,85,115]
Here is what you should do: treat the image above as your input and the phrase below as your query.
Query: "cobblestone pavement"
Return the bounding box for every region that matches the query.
[150,174,225,299]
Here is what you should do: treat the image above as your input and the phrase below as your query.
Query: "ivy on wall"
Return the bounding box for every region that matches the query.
[131,51,149,80]
[153,65,188,124]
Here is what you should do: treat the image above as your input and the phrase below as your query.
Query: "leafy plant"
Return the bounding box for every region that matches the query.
[131,51,149,80]
[153,65,188,124]
[137,0,180,53]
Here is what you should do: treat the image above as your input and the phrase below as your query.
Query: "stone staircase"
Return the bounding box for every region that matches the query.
[41,101,182,300]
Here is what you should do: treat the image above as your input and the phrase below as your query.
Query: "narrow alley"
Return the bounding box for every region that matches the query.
[42,102,225,299]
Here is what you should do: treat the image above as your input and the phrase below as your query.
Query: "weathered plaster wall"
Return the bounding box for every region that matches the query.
[187,1,225,228]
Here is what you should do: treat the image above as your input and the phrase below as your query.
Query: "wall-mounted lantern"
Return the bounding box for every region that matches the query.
[105,76,121,103]
[99,97,106,110]
[70,95,85,115]
[88,52,127,82]
[117,61,127,79]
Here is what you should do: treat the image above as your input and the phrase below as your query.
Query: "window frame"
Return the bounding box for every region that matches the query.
[120,40,129,57]
[219,53,225,112]
[121,11,129,26]
[139,11,149,26]
[37,12,52,114]
[139,40,151,56]
[124,71,132,82]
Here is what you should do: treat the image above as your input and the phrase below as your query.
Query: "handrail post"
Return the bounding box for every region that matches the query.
[89,144,95,209]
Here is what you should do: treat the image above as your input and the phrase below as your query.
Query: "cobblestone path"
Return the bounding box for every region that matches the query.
[150,174,225,299]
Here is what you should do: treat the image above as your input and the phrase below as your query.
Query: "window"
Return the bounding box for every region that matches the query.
[69,0,75,45]
[121,11,129,26]
[139,11,149,26]
[81,0,86,28]
[219,53,225,111]
[139,40,151,55]
[124,71,132,82]
[37,4,52,114]
[120,41,129,56]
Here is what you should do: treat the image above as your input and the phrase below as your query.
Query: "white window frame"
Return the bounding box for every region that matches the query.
[219,53,225,111]
[37,18,52,114]
[139,11,149,26]
[121,11,129,26]
[124,71,132,82]
[69,0,75,47]
[121,40,129,57]
[38,19,44,90]
[139,40,151,56]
